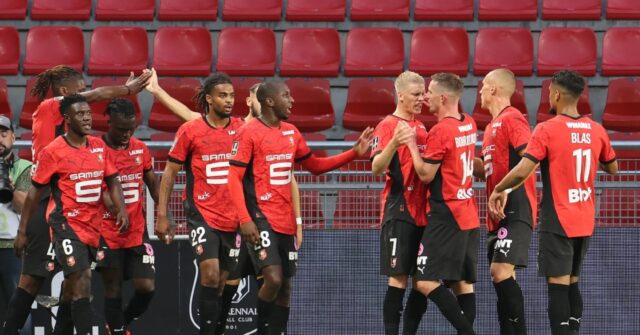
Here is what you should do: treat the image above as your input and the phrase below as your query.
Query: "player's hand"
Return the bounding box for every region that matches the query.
[488,190,507,221]
[14,231,28,257]
[116,212,130,233]
[125,70,152,95]
[353,127,374,156]
[393,121,416,146]
[295,224,303,250]
[144,68,161,95]
[155,214,175,245]
[239,221,260,246]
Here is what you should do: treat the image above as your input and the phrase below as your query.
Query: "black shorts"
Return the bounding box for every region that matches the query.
[228,243,259,280]
[486,219,532,268]
[96,241,156,280]
[22,197,58,277]
[246,219,297,278]
[54,238,97,276]
[380,220,424,276]
[415,216,479,283]
[538,232,591,277]
[189,224,241,273]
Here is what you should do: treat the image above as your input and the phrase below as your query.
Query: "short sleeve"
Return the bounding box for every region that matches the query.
[32,148,57,186]
[523,124,548,163]
[229,127,253,167]
[294,130,312,162]
[506,113,531,152]
[167,125,191,164]
[142,144,153,171]
[422,125,449,163]
[103,148,118,178]
[599,129,617,164]
[370,121,393,159]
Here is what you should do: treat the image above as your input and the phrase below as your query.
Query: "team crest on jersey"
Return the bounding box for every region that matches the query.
[97,153,104,162]
[96,250,105,261]
[46,261,55,272]
[67,256,76,267]
[289,137,294,146]
[135,155,142,165]
[231,141,239,156]
[259,249,267,260]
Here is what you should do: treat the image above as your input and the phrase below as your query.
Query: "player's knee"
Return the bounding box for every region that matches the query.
[67,270,92,300]
[490,263,514,283]
[133,279,155,294]
[18,274,43,295]
[388,275,408,289]
[415,280,439,296]
[199,261,221,288]
[262,272,283,294]
[226,278,241,286]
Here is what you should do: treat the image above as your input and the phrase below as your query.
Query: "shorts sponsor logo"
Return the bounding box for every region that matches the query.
[497,227,508,240]
[144,243,154,256]
[196,244,203,256]
[259,249,267,261]
[235,234,242,248]
[46,261,55,272]
[96,250,105,261]
[390,257,397,269]
[417,256,428,265]
[289,252,298,261]
[229,248,240,257]
[67,256,75,267]
[143,255,155,264]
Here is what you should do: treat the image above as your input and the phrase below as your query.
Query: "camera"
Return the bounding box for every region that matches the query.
[0,157,13,203]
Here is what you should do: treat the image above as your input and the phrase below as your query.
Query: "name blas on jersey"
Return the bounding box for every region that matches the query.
[567,121,593,204]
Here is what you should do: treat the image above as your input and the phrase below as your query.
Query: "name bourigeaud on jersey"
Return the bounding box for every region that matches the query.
[70,171,104,180]
[455,133,477,148]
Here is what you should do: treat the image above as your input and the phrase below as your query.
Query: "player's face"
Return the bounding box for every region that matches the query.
[548,83,560,114]
[0,128,14,158]
[479,78,493,109]
[65,102,92,136]
[61,78,87,96]
[399,83,426,115]
[207,83,235,118]
[108,115,136,147]
[273,84,294,120]
[425,81,442,114]
[246,91,261,117]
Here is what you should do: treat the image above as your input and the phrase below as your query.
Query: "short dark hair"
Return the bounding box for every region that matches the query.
[256,80,283,105]
[193,72,233,113]
[551,70,585,99]
[430,73,464,96]
[59,94,88,116]
[106,98,136,120]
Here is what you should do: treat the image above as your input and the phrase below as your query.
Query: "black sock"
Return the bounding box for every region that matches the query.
[215,284,238,335]
[257,298,274,335]
[568,283,583,332]
[1,287,35,334]
[199,287,220,335]
[383,286,405,335]
[547,284,570,335]
[123,290,154,326]
[53,300,74,335]
[71,298,93,335]
[494,278,527,334]
[270,304,290,335]
[427,285,474,335]
[457,293,476,327]
[497,300,515,335]
[104,298,124,334]
[402,289,428,335]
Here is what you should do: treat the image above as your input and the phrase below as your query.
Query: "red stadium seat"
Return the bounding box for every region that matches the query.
[286,0,345,21]
[31,0,91,20]
[96,0,155,21]
[18,132,32,161]
[0,0,26,19]
[280,28,340,77]
[222,0,281,21]
[542,0,601,20]
[149,132,176,170]
[474,28,533,76]
[409,27,468,77]
[23,26,84,75]
[88,77,142,132]
[343,78,395,131]
[153,27,212,77]
[602,28,640,76]
[537,28,597,76]
[478,0,538,20]
[606,0,640,19]
[149,77,199,132]
[20,78,51,129]
[472,80,528,131]
[414,0,473,21]
[344,28,404,77]
[602,78,640,132]
[350,0,409,21]
[286,78,335,132]
[537,79,592,124]
[217,28,276,76]
[0,27,19,75]
[0,79,11,119]
[88,27,148,76]
[158,0,218,21]
[230,77,263,119]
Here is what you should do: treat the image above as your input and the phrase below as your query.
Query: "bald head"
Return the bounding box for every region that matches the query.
[484,68,516,98]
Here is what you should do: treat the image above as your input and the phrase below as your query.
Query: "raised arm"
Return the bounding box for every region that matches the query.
[145,68,200,122]
[81,71,151,102]
[301,127,374,175]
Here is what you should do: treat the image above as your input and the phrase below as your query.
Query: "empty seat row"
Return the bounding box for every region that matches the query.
[8,77,640,133]
[3,26,640,77]
[2,0,640,21]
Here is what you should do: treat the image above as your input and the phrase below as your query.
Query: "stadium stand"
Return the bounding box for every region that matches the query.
[342,78,395,131]
[349,0,410,21]
[601,28,640,76]
[31,0,91,21]
[222,0,282,21]
[95,0,155,21]
[148,77,199,132]
[536,79,592,123]
[344,28,404,76]
[285,78,335,132]
[606,0,640,19]
[280,28,341,77]
[88,27,149,76]
[0,78,10,119]
[472,79,528,130]
[541,0,601,20]
[414,0,474,21]
[88,77,142,131]
[537,27,597,76]
[158,0,218,21]
[0,0,26,19]
[152,27,212,76]
[409,27,469,76]
[285,0,346,21]
[216,28,276,76]
[473,28,534,76]
[23,26,84,75]
[0,27,19,75]
[478,0,538,21]
[602,78,640,132]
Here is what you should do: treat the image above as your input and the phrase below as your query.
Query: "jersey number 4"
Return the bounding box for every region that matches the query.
[460,151,475,185]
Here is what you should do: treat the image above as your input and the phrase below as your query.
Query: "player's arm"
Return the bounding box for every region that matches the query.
[143,168,160,204]
[473,157,485,180]
[488,157,538,221]
[14,184,45,256]
[371,125,403,176]
[81,71,151,102]
[300,127,374,175]
[145,68,200,122]
[601,160,618,175]
[228,163,260,246]
[105,174,130,233]
[156,161,181,244]
[291,176,302,249]
[407,141,440,183]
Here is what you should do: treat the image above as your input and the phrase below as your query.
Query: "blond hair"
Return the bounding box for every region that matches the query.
[395,71,425,94]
